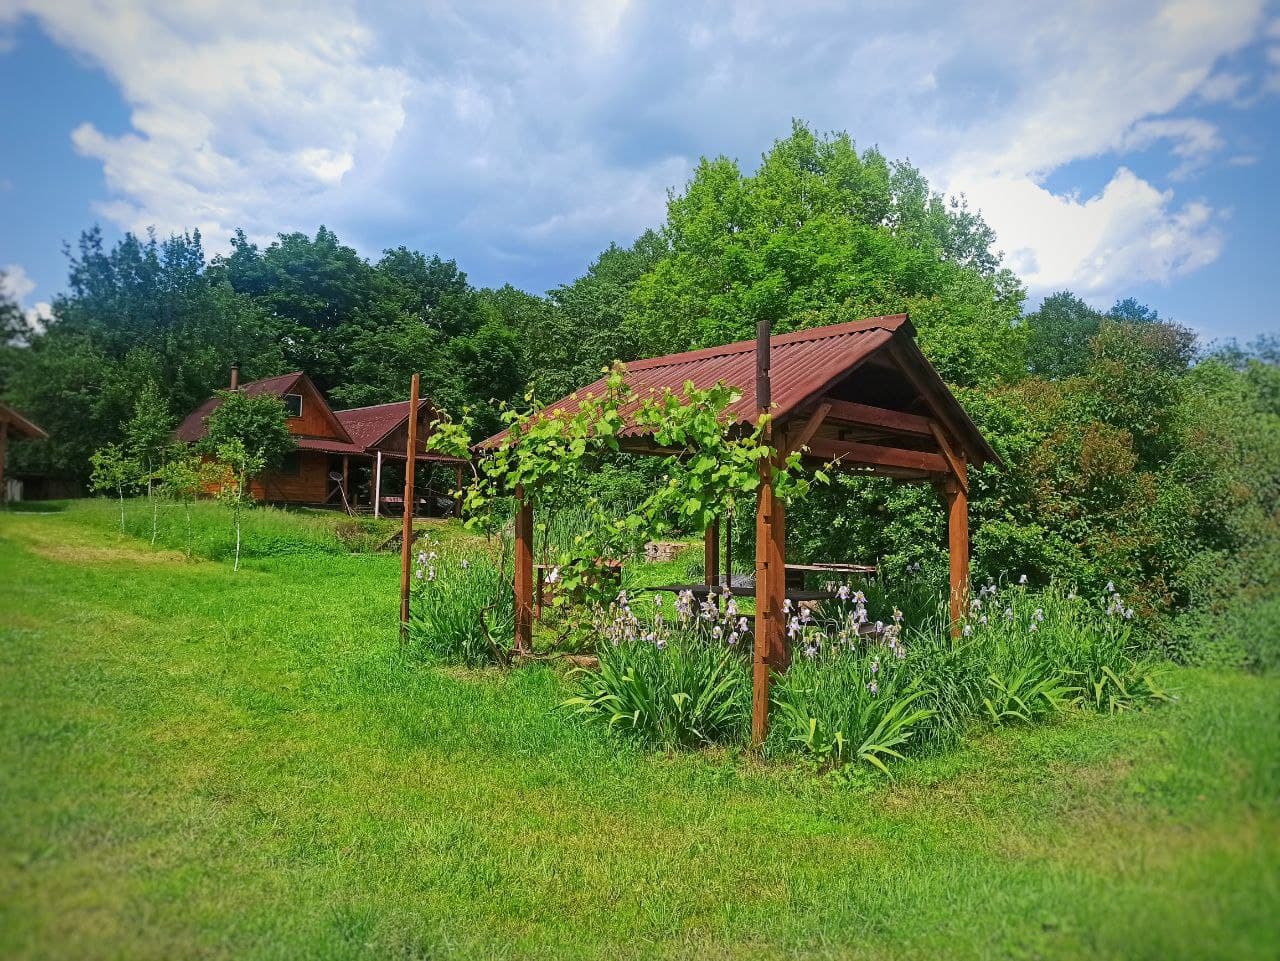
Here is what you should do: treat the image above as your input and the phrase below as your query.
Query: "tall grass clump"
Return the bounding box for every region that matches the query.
[407,540,514,667]
[769,578,1172,772]
[565,589,750,748]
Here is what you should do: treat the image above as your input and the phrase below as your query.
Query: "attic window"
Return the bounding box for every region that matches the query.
[283,393,303,418]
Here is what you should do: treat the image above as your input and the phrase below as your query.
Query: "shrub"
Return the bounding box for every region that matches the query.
[564,590,750,747]
[563,576,1174,773]
[408,541,514,666]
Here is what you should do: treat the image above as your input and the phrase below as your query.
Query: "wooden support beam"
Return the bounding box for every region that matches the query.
[0,419,8,504]
[929,422,968,494]
[944,461,970,636]
[753,457,786,747]
[886,340,978,464]
[514,485,534,655]
[724,511,733,588]
[399,374,420,645]
[805,437,949,474]
[373,450,382,517]
[784,401,831,455]
[704,519,720,587]
[817,398,935,437]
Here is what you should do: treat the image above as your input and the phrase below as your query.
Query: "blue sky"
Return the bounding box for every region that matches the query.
[1,1,1279,343]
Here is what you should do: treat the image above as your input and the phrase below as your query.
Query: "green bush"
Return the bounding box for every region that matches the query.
[407,541,514,667]
[564,590,750,747]
[566,576,1174,773]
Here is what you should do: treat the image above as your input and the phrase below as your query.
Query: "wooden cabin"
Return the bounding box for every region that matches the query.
[0,402,48,503]
[176,368,465,514]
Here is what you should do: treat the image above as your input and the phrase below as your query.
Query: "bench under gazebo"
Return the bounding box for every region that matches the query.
[487,313,999,740]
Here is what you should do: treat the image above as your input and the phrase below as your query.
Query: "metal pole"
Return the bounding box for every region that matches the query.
[399,374,420,643]
[373,450,382,518]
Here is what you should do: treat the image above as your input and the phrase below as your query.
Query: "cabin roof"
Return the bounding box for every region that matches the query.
[0,402,48,440]
[335,400,429,450]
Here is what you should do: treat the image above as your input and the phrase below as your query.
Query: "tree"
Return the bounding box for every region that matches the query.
[156,448,203,558]
[212,226,376,391]
[629,120,1025,386]
[204,439,264,571]
[1024,291,1104,379]
[201,390,294,471]
[124,383,176,544]
[89,443,140,532]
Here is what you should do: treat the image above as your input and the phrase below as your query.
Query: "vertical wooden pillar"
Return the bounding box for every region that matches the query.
[753,459,787,745]
[724,511,733,588]
[399,374,421,643]
[704,519,720,587]
[514,485,534,655]
[0,419,8,504]
[342,455,350,509]
[453,464,464,518]
[373,450,382,517]
[751,314,782,746]
[945,458,970,635]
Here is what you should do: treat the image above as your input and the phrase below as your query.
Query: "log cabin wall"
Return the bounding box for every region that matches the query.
[200,451,332,505]
[285,379,350,443]
[255,451,331,503]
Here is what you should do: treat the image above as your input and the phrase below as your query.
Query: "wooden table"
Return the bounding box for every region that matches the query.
[645,582,840,604]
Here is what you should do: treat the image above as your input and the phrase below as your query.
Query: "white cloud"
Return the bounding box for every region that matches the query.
[1198,70,1251,103]
[1,263,35,302]
[3,0,1274,306]
[3,0,410,246]
[0,264,51,332]
[961,168,1223,296]
[935,0,1264,303]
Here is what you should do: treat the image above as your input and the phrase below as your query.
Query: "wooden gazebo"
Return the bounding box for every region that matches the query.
[489,314,999,741]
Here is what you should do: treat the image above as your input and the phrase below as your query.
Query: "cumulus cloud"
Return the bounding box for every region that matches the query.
[4,0,1275,303]
[2,0,410,245]
[0,264,52,332]
[1,263,35,302]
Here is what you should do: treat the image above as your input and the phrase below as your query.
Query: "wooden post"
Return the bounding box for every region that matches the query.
[704,519,720,587]
[514,485,534,654]
[724,510,733,588]
[945,457,970,635]
[373,450,382,517]
[399,374,420,643]
[342,455,350,511]
[0,419,8,504]
[453,464,464,518]
[751,314,785,747]
[753,459,787,746]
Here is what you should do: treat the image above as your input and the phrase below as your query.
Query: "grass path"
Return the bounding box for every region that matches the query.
[1,506,1277,960]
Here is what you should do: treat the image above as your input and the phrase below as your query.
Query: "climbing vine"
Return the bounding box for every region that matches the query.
[427,362,818,613]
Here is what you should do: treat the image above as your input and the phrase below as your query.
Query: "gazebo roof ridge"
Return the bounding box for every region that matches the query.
[625,314,913,371]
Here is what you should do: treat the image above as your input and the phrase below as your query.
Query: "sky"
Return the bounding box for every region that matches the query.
[1,0,1279,343]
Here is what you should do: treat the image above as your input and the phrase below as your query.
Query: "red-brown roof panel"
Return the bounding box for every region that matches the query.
[335,400,425,449]
[478,314,998,467]
[174,372,303,442]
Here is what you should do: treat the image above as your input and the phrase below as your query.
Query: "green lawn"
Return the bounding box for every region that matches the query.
[1,502,1277,960]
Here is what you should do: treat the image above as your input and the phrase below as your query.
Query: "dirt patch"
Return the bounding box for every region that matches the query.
[26,539,190,567]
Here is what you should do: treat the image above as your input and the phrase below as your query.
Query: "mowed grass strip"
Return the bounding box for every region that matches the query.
[0,504,1277,960]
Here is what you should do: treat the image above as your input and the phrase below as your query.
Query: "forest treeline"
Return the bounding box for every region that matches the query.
[2,121,1276,645]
